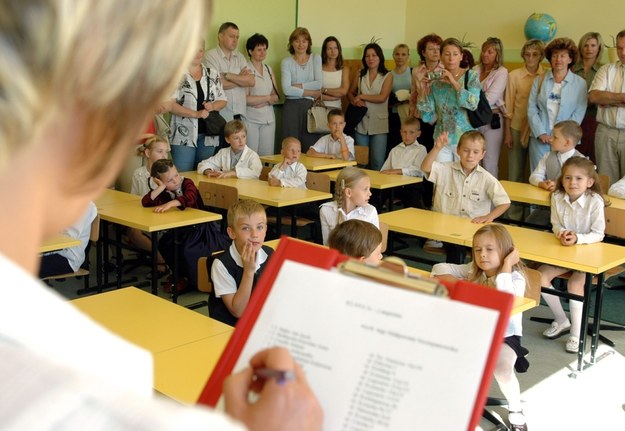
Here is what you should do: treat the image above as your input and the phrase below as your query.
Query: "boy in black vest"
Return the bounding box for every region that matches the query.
[209,199,273,326]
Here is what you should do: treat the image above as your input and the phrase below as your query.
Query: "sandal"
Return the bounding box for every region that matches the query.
[508,410,528,431]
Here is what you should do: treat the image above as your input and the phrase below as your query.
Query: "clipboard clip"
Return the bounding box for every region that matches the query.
[338,257,449,297]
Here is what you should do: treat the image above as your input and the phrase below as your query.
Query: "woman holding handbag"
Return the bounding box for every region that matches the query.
[161,41,227,172]
[244,33,280,156]
[347,43,393,170]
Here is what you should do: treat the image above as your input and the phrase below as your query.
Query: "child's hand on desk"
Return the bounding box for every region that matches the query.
[268,175,281,187]
[153,200,178,213]
[216,170,236,179]
[205,169,222,178]
[558,230,577,246]
[538,180,555,191]
[380,169,402,175]
[224,347,323,431]
[471,215,494,224]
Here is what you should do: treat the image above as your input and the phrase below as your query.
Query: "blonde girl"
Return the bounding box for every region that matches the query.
[319,167,379,245]
[431,224,529,431]
[540,156,606,353]
[128,134,170,274]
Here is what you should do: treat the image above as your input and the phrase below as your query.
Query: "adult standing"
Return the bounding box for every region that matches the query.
[473,38,508,178]
[321,36,350,110]
[573,32,604,163]
[281,27,322,152]
[0,0,322,429]
[589,30,625,185]
[527,37,587,172]
[244,33,279,156]
[204,22,255,122]
[164,42,227,172]
[388,44,413,151]
[348,43,393,170]
[416,38,481,162]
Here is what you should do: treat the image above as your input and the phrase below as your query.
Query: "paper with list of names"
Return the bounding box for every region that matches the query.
[229,260,499,430]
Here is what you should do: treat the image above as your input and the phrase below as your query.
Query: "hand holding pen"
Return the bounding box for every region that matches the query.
[224,346,323,431]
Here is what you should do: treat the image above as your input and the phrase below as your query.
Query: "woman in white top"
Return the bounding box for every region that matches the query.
[244,33,280,156]
[321,36,350,110]
[347,43,393,170]
[474,37,509,178]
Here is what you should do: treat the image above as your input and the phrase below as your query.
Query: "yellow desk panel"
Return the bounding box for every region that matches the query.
[39,235,80,253]
[72,287,232,353]
[95,188,141,209]
[260,154,356,171]
[153,331,233,404]
[500,181,550,207]
[97,201,221,232]
[326,168,422,190]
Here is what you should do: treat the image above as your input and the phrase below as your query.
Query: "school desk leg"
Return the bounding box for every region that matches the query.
[290,207,298,237]
[590,273,606,364]
[103,220,110,288]
[576,273,593,372]
[150,232,158,295]
[115,225,123,290]
[276,207,282,237]
[171,229,180,304]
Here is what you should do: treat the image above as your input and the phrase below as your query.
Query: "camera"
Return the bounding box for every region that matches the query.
[427,70,443,80]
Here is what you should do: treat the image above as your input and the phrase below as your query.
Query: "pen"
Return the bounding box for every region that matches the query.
[253,367,295,385]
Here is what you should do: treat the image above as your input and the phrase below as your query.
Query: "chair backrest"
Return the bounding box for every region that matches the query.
[605,206,625,239]
[354,145,369,167]
[259,165,272,182]
[198,181,239,211]
[197,256,212,293]
[379,221,388,254]
[306,172,331,193]
[599,174,610,194]
[524,268,542,304]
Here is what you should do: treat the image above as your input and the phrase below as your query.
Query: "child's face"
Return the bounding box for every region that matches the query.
[146,141,169,164]
[457,139,485,172]
[549,128,574,153]
[363,242,383,265]
[159,166,182,191]
[228,211,267,253]
[282,141,301,165]
[400,124,421,145]
[226,130,247,153]
[561,166,594,202]
[346,177,372,207]
[473,233,502,277]
[328,115,346,138]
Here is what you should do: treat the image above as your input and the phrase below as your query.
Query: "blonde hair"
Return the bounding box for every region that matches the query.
[470,224,525,282]
[224,119,246,138]
[136,133,170,157]
[334,167,369,204]
[553,120,583,144]
[458,130,486,150]
[328,219,382,260]
[227,199,266,228]
[0,0,209,191]
[576,32,604,68]
[281,137,301,151]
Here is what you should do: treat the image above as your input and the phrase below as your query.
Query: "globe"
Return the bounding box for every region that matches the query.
[524,13,557,42]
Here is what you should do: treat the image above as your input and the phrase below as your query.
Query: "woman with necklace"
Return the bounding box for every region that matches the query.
[244,33,279,156]
[321,36,350,110]
[281,27,322,152]
[474,37,508,178]
[387,43,413,153]
[573,32,604,162]
[416,37,481,163]
[527,37,587,172]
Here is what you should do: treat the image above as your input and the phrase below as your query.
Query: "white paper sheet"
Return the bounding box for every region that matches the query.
[231,260,499,430]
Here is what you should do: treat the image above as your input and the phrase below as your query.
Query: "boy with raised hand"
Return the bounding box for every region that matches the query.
[307,109,355,161]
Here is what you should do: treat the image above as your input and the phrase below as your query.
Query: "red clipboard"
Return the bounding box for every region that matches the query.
[198,236,513,431]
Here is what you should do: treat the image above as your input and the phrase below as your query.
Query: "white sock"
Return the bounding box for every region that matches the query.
[541,285,568,324]
[569,300,583,339]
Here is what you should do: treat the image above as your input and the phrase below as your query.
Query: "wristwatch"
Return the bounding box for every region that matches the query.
[223,72,229,81]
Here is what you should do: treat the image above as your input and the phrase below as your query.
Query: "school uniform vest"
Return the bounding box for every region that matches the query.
[545,150,584,180]
[208,245,273,326]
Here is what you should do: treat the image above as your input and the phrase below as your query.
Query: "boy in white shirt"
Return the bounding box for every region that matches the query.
[307,109,355,161]
[608,176,625,199]
[268,137,307,188]
[197,119,262,179]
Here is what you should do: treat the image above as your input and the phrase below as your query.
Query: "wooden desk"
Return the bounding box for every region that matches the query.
[98,201,221,296]
[95,188,141,209]
[260,154,356,171]
[500,181,550,207]
[39,234,80,253]
[72,287,232,354]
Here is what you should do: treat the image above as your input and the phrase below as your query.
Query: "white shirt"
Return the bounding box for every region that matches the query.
[608,176,625,199]
[380,141,427,177]
[589,61,625,129]
[550,190,605,244]
[269,161,307,188]
[55,202,98,272]
[319,201,379,245]
[212,243,269,297]
[204,47,249,119]
[427,161,511,219]
[529,148,579,186]
[310,134,355,160]
[130,165,159,197]
[430,262,525,337]
[197,146,262,179]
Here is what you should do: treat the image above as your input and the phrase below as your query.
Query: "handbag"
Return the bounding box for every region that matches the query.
[463,70,493,128]
[344,76,368,137]
[306,96,331,134]
[203,67,227,136]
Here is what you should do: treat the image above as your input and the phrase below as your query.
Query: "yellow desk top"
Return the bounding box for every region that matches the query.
[72,287,232,354]
[181,172,332,207]
[153,331,233,404]
[97,200,221,232]
[39,234,81,253]
[325,168,422,189]
[95,188,141,209]
[260,154,356,171]
[500,181,550,207]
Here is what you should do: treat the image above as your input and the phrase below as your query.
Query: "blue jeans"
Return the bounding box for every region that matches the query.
[170,134,218,172]
[529,137,550,173]
[354,132,387,170]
